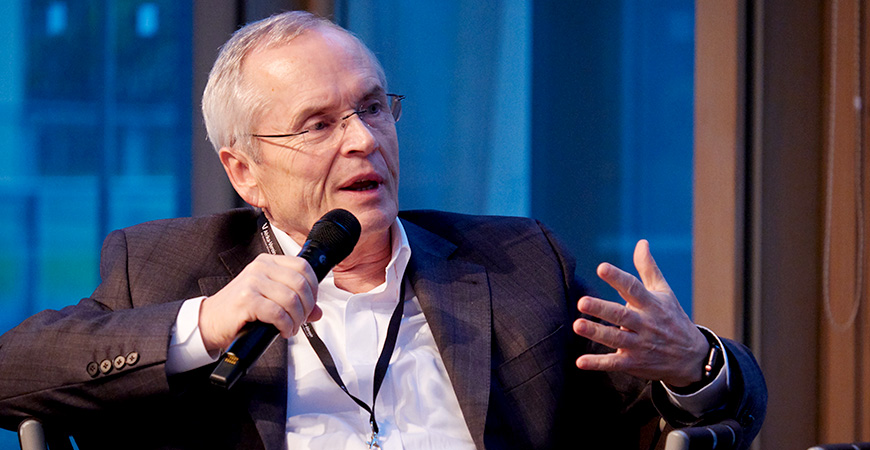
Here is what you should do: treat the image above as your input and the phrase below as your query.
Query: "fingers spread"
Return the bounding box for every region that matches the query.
[574,240,699,383]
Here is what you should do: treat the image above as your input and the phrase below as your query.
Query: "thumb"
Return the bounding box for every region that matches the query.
[633,239,669,291]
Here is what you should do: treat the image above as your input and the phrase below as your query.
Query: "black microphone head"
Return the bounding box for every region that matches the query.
[304,209,361,276]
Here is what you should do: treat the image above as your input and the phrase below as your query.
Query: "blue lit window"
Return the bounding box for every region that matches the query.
[0,1,192,330]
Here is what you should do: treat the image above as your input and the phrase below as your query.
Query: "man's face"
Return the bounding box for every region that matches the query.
[236,27,400,243]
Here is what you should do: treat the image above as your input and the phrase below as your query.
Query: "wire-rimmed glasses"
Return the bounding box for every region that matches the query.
[251,93,404,148]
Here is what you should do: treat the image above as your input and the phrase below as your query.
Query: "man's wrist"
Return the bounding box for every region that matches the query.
[167,297,220,375]
[669,327,724,394]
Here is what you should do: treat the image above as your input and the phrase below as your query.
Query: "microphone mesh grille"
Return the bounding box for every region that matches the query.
[307,209,361,261]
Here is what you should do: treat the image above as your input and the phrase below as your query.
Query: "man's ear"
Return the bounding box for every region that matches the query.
[219,147,265,208]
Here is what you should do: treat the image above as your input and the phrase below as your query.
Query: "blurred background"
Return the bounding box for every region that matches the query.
[0,1,866,449]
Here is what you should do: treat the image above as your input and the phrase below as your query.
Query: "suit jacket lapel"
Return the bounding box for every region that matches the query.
[198,224,289,450]
[402,220,492,450]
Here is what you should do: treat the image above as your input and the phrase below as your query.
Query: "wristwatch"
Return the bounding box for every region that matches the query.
[699,327,724,381]
[670,327,724,394]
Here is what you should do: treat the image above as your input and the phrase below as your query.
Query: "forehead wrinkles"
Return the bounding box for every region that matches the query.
[249,55,384,131]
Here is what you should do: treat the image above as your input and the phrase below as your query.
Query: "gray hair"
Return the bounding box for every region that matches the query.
[201,10,386,160]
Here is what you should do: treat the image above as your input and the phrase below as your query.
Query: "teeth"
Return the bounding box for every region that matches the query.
[344,180,377,191]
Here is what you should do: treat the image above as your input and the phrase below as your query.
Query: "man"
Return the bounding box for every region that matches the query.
[0,11,765,450]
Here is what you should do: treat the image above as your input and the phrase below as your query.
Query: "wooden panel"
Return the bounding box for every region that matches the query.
[818,0,870,444]
[862,5,870,439]
[693,0,745,341]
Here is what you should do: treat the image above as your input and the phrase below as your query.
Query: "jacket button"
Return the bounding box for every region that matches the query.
[99,359,112,374]
[113,355,126,370]
[126,351,139,366]
[87,362,100,378]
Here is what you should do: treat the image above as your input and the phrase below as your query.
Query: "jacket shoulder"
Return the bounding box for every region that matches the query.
[116,208,260,250]
[399,209,571,271]
[398,209,541,242]
[399,209,584,295]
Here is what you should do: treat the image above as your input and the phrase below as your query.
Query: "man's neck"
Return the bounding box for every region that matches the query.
[270,212,395,294]
[331,229,392,293]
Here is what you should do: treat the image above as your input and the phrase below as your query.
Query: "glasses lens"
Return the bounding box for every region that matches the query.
[389,94,403,122]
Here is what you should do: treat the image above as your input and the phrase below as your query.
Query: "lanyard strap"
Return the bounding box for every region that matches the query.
[302,285,405,435]
[257,213,404,437]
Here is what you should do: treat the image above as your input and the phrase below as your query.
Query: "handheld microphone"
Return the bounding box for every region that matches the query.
[209,208,361,389]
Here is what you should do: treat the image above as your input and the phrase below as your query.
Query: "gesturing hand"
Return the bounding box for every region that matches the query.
[198,253,322,352]
[572,240,708,387]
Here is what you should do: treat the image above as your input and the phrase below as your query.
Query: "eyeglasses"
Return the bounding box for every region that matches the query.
[251,93,404,147]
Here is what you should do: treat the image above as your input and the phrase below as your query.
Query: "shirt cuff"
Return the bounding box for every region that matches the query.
[166,297,220,375]
[661,326,731,418]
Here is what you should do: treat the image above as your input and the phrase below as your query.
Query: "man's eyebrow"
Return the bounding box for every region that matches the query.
[279,101,331,132]
[360,85,386,100]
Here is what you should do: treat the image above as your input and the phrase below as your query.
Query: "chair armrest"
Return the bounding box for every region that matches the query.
[17,419,47,450]
[17,418,73,450]
[808,444,870,450]
[664,419,743,450]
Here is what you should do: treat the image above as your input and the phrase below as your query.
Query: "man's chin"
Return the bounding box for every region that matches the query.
[347,206,397,235]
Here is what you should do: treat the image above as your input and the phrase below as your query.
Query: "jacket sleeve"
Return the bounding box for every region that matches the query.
[0,229,184,432]
[651,337,768,450]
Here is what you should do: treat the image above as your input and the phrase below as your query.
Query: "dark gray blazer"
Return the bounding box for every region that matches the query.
[0,208,766,449]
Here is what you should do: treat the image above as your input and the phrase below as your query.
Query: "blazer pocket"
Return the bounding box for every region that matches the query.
[495,324,566,392]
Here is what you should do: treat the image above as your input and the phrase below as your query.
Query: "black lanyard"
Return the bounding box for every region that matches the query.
[257,214,404,447]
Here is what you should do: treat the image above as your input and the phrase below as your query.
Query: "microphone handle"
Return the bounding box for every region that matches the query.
[209,322,279,389]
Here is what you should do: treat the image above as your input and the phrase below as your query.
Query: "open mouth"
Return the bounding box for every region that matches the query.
[340,179,380,191]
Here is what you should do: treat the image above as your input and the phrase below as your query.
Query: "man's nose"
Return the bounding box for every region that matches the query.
[338,113,378,155]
